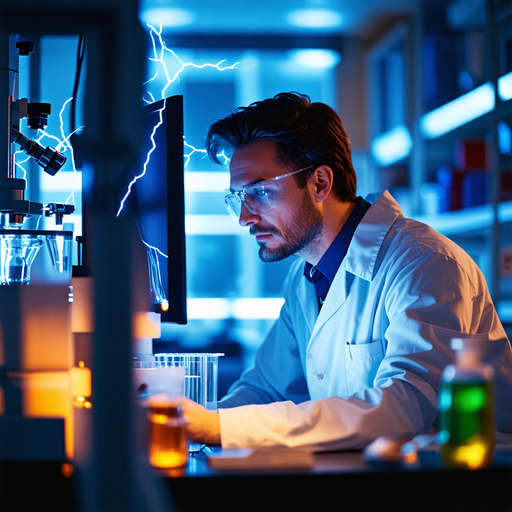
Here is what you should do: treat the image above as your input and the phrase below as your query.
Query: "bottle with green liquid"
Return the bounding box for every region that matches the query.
[438,338,495,470]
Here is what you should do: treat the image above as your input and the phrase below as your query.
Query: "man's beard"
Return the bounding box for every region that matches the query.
[250,190,323,263]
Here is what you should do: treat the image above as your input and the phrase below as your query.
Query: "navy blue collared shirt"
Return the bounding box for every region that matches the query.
[304,196,371,303]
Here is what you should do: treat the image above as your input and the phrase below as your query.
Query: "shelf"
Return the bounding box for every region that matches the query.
[415,199,512,236]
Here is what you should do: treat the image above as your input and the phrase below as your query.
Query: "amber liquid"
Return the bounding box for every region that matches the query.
[148,403,188,468]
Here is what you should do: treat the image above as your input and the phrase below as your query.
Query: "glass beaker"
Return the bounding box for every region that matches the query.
[0,232,44,285]
[154,353,224,451]
[45,232,73,273]
[147,366,188,469]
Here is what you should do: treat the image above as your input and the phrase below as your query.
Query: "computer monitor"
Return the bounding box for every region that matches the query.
[127,95,187,324]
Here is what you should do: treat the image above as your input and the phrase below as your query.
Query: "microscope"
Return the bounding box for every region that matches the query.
[0,33,84,462]
[1,35,75,285]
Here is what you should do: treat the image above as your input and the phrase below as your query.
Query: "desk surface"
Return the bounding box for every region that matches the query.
[160,447,512,512]
[0,449,511,512]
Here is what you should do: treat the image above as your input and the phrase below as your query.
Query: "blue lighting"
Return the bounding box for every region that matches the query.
[498,121,512,156]
[286,9,343,28]
[288,49,341,68]
[140,8,195,27]
[420,82,495,139]
[498,71,512,101]
[371,125,413,166]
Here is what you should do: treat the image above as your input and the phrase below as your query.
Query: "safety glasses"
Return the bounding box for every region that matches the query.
[224,165,315,219]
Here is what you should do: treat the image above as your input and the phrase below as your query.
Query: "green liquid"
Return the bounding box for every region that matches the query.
[439,379,495,469]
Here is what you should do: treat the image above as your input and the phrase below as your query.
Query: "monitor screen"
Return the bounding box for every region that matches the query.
[128,95,187,324]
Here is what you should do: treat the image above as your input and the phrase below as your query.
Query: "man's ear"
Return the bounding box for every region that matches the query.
[311,165,333,203]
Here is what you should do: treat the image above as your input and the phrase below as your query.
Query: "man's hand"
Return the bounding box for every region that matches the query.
[181,398,221,445]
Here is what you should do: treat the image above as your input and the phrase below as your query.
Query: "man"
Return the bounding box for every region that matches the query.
[183,92,512,450]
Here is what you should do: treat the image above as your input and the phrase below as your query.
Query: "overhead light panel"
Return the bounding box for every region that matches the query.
[286,9,343,28]
[288,49,341,68]
[371,125,413,166]
[186,298,285,320]
[140,7,195,27]
[420,82,495,139]
[498,71,512,101]
[184,172,229,192]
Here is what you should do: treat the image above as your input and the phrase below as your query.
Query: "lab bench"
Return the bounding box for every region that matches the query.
[1,448,511,512]
[161,446,512,512]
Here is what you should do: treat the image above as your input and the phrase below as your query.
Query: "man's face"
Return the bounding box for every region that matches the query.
[229,139,323,262]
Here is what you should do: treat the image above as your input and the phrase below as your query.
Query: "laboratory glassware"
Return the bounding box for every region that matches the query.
[147,366,188,469]
[438,338,495,470]
[154,353,224,451]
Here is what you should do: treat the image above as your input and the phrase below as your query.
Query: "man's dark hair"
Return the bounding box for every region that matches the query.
[205,92,357,203]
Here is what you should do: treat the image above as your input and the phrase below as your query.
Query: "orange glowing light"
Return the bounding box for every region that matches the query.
[61,462,74,478]
[402,451,418,465]
[84,401,92,409]
[161,301,169,312]
[18,371,74,459]
[70,364,91,398]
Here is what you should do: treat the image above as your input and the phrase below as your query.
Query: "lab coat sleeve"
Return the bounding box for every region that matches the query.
[218,251,508,451]
[219,263,310,408]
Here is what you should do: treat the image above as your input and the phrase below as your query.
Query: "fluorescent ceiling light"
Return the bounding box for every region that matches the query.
[187,298,284,320]
[185,215,245,235]
[232,298,285,320]
[185,171,229,192]
[288,49,341,68]
[498,71,512,101]
[371,125,413,166]
[420,82,495,139]
[140,8,195,27]
[187,299,231,320]
[286,9,342,28]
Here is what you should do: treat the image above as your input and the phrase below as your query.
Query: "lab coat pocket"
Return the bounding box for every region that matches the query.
[344,341,384,396]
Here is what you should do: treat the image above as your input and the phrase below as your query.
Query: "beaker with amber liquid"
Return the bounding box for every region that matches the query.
[147,393,188,469]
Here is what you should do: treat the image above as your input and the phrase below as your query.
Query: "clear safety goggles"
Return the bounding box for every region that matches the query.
[224,165,315,219]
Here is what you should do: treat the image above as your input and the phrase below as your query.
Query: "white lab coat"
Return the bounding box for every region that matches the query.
[218,191,512,451]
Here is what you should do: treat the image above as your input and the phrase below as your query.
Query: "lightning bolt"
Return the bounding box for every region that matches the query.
[117,23,239,218]
[141,238,168,260]
[33,97,83,206]
[148,23,239,88]
[116,99,166,218]
[58,97,82,205]
[115,25,238,309]
[183,139,207,168]
[14,152,30,179]
[183,140,231,168]
[14,118,30,179]
[216,150,231,165]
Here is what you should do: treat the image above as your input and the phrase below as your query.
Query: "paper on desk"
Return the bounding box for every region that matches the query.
[206,449,314,470]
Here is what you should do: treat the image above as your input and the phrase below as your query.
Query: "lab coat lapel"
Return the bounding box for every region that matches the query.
[296,275,317,337]
[308,190,401,341]
[310,261,351,340]
[301,191,402,346]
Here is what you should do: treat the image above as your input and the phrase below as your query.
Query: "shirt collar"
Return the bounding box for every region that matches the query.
[304,196,370,294]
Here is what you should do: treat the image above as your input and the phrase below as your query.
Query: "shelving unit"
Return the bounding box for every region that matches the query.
[366,0,512,329]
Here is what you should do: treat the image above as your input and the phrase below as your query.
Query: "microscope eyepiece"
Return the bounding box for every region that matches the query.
[27,103,52,130]
[11,127,66,175]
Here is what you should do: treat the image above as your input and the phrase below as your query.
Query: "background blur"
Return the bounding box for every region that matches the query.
[18,0,512,397]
